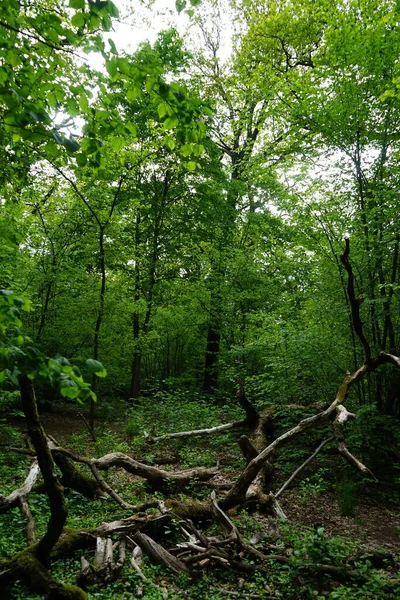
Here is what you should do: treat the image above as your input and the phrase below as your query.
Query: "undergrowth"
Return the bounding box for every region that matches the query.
[1,393,399,599]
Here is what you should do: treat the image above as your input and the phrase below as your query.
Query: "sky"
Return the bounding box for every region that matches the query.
[88,0,234,66]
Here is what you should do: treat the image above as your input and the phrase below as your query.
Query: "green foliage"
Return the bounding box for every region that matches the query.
[299,469,331,504]
[336,479,358,518]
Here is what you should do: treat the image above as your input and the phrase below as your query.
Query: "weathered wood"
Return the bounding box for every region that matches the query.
[132,531,189,574]
[275,437,334,499]
[333,406,377,480]
[145,419,247,444]
[237,436,258,463]
[49,447,218,487]
[18,496,36,545]
[0,459,40,513]
[210,491,239,541]
[220,361,377,510]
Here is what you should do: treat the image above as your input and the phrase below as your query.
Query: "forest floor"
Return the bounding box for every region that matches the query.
[36,400,400,552]
[2,396,400,599]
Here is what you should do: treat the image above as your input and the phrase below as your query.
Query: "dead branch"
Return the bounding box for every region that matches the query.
[48,447,218,487]
[78,536,124,587]
[220,356,391,510]
[275,437,334,499]
[132,531,189,574]
[145,419,247,443]
[77,411,96,442]
[0,459,40,513]
[210,491,239,541]
[333,406,377,480]
[18,496,36,545]
[89,462,134,509]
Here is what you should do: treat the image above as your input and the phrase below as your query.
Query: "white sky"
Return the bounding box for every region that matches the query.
[86,0,234,67]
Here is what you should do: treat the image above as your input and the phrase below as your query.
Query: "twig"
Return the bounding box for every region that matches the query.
[275,437,334,499]
[78,412,96,442]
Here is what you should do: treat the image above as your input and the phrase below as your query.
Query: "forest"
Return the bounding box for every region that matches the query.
[1,0,400,598]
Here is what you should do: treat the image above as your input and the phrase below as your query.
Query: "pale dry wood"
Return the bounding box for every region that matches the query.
[333,406,377,480]
[89,462,134,509]
[275,437,334,499]
[0,460,40,513]
[145,419,247,443]
[221,360,380,510]
[210,491,239,541]
[132,531,189,574]
[17,496,36,545]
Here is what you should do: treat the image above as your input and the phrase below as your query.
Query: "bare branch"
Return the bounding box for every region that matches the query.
[275,438,334,499]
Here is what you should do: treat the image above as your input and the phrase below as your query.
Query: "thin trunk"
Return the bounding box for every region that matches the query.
[202,327,221,394]
[90,227,106,431]
[130,185,162,397]
[130,210,141,398]
[354,138,382,348]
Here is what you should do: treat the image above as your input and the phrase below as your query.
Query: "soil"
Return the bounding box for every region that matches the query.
[280,490,400,550]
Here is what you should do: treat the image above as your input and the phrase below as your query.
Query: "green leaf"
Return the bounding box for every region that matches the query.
[69,0,85,8]
[86,359,107,377]
[157,102,169,119]
[164,116,179,130]
[63,137,81,153]
[176,0,186,13]
[71,13,85,28]
[165,136,176,150]
[6,51,20,67]
[60,380,79,399]
[110,136,124,152]
[105,59,118,79]
[75,152,87,167]
[126,86,141,103]
[125,122,137,137]
[186,161,197,171]
[108,37,117,54]
[179,144,192,157]
[105,1,119,17]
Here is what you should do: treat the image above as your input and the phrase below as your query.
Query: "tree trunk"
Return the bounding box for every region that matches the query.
[19,376,67,565]
[90,227,106,430]
[202,327,221,394]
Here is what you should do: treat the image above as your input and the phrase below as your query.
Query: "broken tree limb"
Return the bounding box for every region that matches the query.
[237,436,258,463]
[18,496,36,545]
[77,411,96,442]
[333,406,377,480]
[275,437,334,499]
[89,462,134,509]
[47,437,103,499]
[236,379,259,424]
[78,536,124,587]
[19,375,67,566]
[210,491,239,541]
[94,453,218,484]
[145,419,247,444]
[221,353,398,510]
[48,447,218,487]
[128,542,146,580]
[0,459,40,513]
[132,531,189,574]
